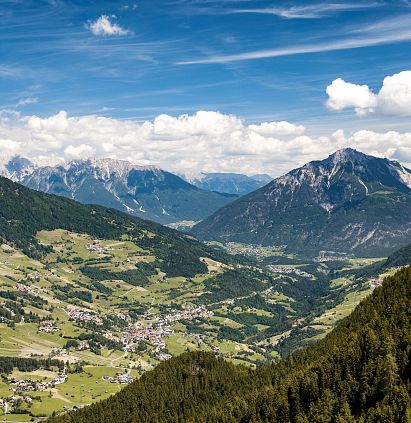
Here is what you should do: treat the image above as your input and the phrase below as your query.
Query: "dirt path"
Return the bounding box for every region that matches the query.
[110,351,128,367]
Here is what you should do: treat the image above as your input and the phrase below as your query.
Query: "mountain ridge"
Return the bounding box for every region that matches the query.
[0,156,236,225]
[192,148,411,257]
[183,172,272,195]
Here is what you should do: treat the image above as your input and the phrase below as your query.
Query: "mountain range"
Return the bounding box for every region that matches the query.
[0,157,236,225]
[192,148,411,257]
[183,172,272,195]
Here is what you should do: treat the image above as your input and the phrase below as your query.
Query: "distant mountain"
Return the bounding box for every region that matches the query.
[1,157,236,225]
[184,172,272,195]
[0,155,35,181]
[192,148,411,257]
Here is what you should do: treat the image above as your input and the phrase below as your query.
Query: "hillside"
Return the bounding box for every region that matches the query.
[0,174,213,275]
[192,148,411,257]
[49,265,411,423]
[0,156,236,225]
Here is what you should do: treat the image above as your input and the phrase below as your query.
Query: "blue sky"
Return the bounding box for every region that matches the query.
[1,0,411,175]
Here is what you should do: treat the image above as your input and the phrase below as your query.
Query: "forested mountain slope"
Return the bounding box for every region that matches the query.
[0,175,220,276]
[49,265,411,423]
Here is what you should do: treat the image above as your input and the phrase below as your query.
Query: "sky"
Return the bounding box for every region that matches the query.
[1,0,411,177]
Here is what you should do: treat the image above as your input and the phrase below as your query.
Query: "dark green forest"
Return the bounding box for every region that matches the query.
[49,266,411,423]
[0,176,228,277]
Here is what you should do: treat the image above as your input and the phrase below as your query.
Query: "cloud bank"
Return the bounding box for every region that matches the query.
[326,71,411,116]
[0,110,410,177]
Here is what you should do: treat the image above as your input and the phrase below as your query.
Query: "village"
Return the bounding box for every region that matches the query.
[10,369,67,393]
[48,304,215,360]
[0,368,68,416]
[64,307,103,326]
[267,265,313,278]
[109,305,214,353]
[314,251,354,262]
[224,242,283,257]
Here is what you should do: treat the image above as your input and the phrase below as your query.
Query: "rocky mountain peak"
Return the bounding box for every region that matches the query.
[329,147,366,163]
[192,149,411,257]
[0,155,36,181]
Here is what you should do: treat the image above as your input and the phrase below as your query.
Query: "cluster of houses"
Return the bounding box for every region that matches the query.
[10,370,67,393]
[224,243,281,257]
[261,286,279,298]
[155,352,172,362]
[87,243,111,254]
[26,271,41,281]
[102,372,134,384]
[63,404,85,413]
[314,251,353,263]
[159,305,213,326]
[0,395,33,413]
[369,278,384,288]
[127,326,172,351]
[15,282,39,296]
[39,319,59,333]
[268,265,313,278]
[65,307,103,325]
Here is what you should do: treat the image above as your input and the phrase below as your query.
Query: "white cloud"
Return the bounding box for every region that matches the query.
[86,15,131,36]
[249,121,305,136]
[326,71,411,116]
[230,3,379,19]
[64,144,95,159]
[1,110,411,176]
[177,15,411,65]
[16,97,38,108]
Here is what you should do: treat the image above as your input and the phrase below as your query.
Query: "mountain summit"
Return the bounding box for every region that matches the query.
[192,148,411,256]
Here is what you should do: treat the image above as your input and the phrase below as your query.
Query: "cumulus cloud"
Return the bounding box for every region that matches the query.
[326,71,411,116]
[86,15,131,36]
[248,121,305,136]
[1,110,411,176]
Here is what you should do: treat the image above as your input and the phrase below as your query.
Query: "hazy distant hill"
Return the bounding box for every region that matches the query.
[192,148,411,257]
[184,172,272,195]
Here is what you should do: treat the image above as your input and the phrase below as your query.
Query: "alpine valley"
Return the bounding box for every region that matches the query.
[0,149,409,422]
[3,2,411,421]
